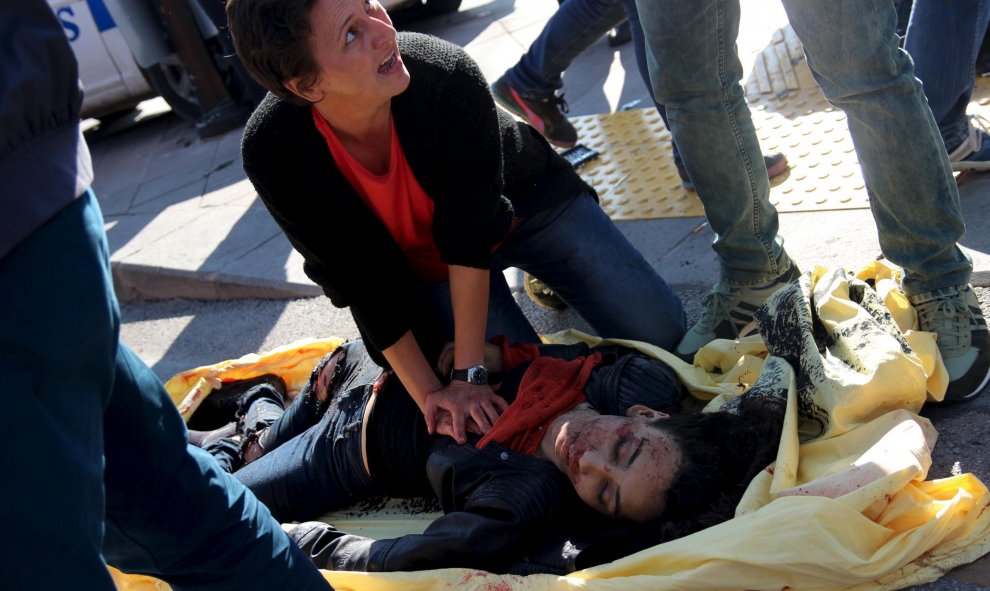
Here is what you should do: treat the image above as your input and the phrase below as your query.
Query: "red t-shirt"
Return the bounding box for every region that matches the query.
[313,108,447,281]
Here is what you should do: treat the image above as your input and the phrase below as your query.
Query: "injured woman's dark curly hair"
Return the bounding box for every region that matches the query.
[647,395,785,543]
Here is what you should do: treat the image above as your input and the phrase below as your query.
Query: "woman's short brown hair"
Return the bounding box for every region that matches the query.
[226,0,320,105]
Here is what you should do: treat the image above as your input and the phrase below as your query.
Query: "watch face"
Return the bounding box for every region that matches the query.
[467,365,488,384]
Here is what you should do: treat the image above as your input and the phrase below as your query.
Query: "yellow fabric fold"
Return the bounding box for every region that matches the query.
[163,336,344,422]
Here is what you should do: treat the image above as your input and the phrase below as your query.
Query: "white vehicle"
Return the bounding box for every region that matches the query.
[52,0,462,123]
[50,0,156,119]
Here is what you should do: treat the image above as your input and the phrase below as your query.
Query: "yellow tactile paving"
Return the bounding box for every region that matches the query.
[572,26,990,222]
[571,110,705,220]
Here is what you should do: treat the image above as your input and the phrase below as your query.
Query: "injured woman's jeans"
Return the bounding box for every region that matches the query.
[211,340,433,523]
[201,381,287,473]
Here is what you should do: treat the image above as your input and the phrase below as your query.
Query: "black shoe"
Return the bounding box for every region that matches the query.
[187,374,286,430]
[491,76,578,148]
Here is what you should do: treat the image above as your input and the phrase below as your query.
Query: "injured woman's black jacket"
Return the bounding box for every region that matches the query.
[291,432,684,574]
[204,339,782,575]
[291,438,582,574]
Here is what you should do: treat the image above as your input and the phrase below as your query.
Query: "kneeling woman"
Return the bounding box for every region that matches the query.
[225,0,686,444]
[197,339,782,574]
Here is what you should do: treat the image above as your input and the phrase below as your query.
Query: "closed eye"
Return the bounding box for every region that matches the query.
[597,481,609,510]
[626,438,644,468]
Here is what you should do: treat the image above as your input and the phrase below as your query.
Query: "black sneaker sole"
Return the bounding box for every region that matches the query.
[943,347,990,402]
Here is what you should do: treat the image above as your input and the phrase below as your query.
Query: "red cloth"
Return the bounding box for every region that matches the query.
[493,335,541,371]
[477,351,601,456]
[312,108,447,280]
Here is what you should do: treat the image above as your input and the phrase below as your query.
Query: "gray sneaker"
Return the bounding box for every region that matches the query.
[910,285,990,401]
[676,265,801,360]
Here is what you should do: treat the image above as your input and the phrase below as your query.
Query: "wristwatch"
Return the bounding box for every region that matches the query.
[451,364,489,385]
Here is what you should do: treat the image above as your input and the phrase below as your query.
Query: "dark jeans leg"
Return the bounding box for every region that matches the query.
[496,193,687,350]
[618,0,679,163]
[233,341,382,522]
[1,194,117,589]
[201,383,287,472]
[504,0,627,94]
[0,191,329,590]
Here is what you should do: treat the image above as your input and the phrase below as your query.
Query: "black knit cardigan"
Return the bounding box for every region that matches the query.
[242,32,592,356]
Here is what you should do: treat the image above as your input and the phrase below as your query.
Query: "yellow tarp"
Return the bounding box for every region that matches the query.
[113,261,990,591]
[164,336,345,422]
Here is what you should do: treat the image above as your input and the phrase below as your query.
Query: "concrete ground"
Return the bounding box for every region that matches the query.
[89,0,990,587]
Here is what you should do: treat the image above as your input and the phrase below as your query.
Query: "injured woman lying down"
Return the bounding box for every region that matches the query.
[188,337,784,575]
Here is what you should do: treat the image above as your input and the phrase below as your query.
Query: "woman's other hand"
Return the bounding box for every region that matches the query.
[425,382,508,444]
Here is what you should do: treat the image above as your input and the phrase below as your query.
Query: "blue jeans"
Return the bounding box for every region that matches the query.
[501,0,685,164]
[905,0,990,153]
[233,343,382,522]
[0,191,329,591]
[504,0,628,95]
[425,192,687,350]
[232,341,433,521]
[635,0,971,295]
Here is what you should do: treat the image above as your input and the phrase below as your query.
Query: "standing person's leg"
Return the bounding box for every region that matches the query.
[1,194,118,590]
[905,0,990,170]
[781,0,989,399]
[78,193,327,589]
[780,0,970,295]
[102,345,329,588]
[1,191,329,590]
[635,0,797,357]
[492,0,627,147]
[502,0,626,95]
[495,192,686,350]
[618,0,687,179]
[619,0,788,191]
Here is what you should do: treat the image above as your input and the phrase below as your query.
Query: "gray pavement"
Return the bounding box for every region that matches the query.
[94,0,990,587]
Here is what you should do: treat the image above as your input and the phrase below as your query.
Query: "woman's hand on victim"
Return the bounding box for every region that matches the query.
[425,382,508,444]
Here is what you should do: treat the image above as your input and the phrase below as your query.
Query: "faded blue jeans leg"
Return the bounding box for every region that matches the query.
[905,0,990,153]
[634,0,790,286]
[781,0,971,294]
[617,0,680,165]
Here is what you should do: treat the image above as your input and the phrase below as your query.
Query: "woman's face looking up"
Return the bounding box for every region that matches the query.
[543,406,681,522]
[289,0,410,105]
